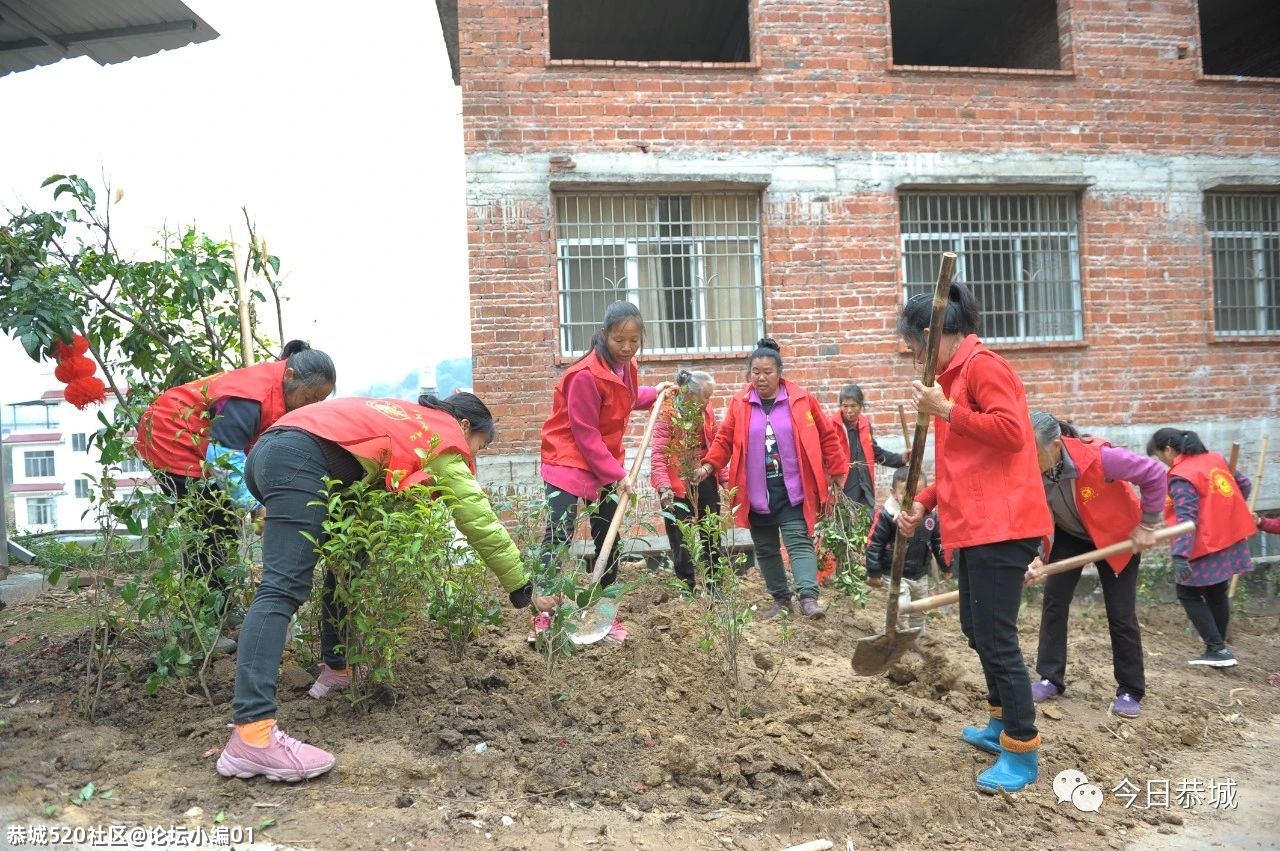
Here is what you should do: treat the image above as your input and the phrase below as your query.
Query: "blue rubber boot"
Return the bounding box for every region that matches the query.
[976,734,1040,794]
[961,711,1004,755]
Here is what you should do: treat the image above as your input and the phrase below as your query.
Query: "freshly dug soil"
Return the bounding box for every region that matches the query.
[2,570,1277,850]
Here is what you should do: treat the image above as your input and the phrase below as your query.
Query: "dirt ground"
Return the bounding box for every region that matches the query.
[2,567,1278,851]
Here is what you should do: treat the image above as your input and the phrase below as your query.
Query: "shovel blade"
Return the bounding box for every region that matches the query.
[566,598,618,646]
[851,627,922,676]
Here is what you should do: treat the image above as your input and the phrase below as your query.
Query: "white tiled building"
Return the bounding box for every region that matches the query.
[2,390,150,533]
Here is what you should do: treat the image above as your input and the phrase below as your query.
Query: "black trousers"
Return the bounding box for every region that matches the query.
[1035,531,1145,700]
[955,538,1040,743]
[662,478,724,590]
[155,471,241,603]
[541,483,624,588]
[1177,580,1231,653]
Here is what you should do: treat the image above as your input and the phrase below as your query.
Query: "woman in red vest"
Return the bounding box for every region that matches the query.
[1147,428,1255,668]
[650,369,727,592]
[1026,413,1167,719]
[695,338,845,619]
[829,384,906,513]
[895,282,1052,795]
[136,341,335,649]
[216,393,554,783]
[539,301,672,589]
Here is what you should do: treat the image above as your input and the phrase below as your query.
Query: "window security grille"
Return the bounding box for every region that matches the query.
[1206,193,1280,336]
[555,193,764,356]
[900,192,1083,343]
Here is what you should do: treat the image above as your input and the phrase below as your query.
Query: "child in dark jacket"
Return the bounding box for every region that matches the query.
[865,467,949,629]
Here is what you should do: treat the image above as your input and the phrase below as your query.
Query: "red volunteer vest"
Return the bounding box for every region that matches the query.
[925,336,1052,555]
[660,400,717,500]
[830,411,879,499]
[1061,436,1142,573]
[540,352,637,471]
[271,397,474,492]
[137,360,289,476]
[1164,452,1255,559]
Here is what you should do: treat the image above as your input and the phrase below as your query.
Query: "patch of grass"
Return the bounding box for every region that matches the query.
[1,603,96,648]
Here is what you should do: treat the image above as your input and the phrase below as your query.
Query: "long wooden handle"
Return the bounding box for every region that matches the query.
[897,403,912,451]
[587,386,673,585]
[900,521,1195,615]
[883,253,956,635]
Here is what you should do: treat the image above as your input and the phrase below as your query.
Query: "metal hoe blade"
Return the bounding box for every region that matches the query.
[852,627,923,676]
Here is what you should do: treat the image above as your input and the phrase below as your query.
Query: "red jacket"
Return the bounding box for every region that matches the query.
[703,379,845,535]
[1061,436,1142,573]
[1163,451,1256,559]
[271,397,473,492]
[137,360,289,476]
[915,335,1052,556]
[540,352,637,473]
[650,398,720,500]
[829,410,878,497]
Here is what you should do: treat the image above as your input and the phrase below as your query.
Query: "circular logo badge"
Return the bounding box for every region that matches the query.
[1210,468,1236,498]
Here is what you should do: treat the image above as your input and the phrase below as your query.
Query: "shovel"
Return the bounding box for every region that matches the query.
[851,252,956,677]
[896,521,1195,617]
[563,385,673,645]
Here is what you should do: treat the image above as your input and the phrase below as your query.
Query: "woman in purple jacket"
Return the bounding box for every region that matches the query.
[1024,414,1166,720]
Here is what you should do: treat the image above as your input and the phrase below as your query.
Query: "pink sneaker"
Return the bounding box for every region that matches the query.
[215,724,335,782]
[308,664,352,699]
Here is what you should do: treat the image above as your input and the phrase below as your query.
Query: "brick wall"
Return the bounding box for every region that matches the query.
[459,0,1280,509]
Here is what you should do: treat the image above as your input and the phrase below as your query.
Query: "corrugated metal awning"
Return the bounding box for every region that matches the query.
[0,0,218,77]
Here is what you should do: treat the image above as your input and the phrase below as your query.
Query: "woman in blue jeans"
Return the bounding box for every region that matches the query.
[215,393,554,783]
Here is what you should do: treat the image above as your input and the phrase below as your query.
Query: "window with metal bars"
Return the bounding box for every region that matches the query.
[1206,193,1280,336]
[72,432,88,452]
[554,192,765,356]
[24,450,55,478]
[74,479,91,499]
[900,192,1083,343]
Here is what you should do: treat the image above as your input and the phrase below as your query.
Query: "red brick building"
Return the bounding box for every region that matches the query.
[437,0,1279,512]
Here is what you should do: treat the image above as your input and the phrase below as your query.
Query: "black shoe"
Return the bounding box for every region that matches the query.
[1188,648,1237,668]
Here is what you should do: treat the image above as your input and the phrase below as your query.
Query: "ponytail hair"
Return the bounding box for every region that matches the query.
[419,392,497,443]
[583,300,644,367]
[747,337,783,375]
[280,339,310,359]
[1146,427,1208,458]
[896,282,981,351]
[1030,411,1081,448]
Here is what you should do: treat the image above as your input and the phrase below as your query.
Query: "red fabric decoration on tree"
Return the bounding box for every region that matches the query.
[54,357,98,382]
[53,334,106,409]
[64,377,108,409]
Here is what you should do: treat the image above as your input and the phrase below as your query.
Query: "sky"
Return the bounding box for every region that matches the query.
[0,0,468,402]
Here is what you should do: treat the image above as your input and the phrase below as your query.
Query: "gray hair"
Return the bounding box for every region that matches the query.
[675,368,715,394]
[283,345,337,390]
[1030,411,1080,447]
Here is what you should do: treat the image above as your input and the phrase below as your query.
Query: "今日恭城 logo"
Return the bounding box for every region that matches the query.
[1054,769,1103,812]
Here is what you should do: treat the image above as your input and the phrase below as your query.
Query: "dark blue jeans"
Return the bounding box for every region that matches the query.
[232,429,347,724]
[955,538,1040,743]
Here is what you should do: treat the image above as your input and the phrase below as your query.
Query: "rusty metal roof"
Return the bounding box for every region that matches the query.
[0,0,218,77]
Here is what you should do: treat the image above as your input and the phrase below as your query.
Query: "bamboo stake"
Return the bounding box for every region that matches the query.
[230,229,253,367]
[1228,434,1268,601]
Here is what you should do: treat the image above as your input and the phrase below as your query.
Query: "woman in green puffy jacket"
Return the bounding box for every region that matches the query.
[216,392,554,783]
